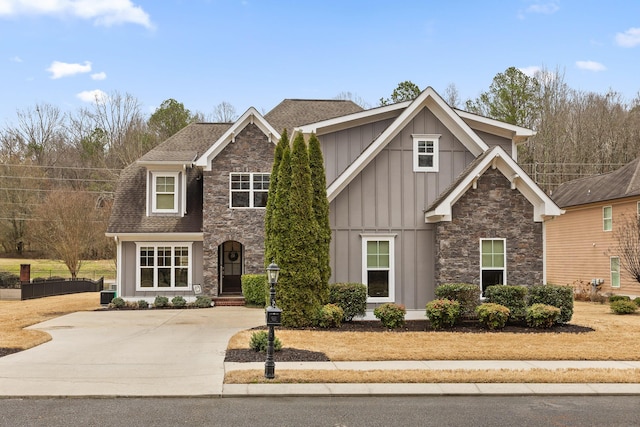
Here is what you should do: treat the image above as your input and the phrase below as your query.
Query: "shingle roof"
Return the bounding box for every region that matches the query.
[551,158,640,208]
[265,99,363,135]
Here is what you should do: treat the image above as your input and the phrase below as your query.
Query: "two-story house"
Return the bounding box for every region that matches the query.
[546,159,640,297]
[106,87,563,311]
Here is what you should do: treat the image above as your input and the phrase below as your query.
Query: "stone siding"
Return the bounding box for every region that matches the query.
[434,168,543,288]
[202,123,275,295]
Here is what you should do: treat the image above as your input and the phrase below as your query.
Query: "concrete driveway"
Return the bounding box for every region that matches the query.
[0,307,264,397]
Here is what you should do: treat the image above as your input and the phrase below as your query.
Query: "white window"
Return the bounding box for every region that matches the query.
[152,172,179,213]
[610,256,620,288]
[361,234,396,302]
[137,243,191,290]
[412,134,440,172]
[230,173,270,208]
[480,238,506,295]
[603,206,612,231]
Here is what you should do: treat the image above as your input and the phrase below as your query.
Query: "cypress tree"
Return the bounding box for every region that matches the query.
[271,144,291,271]
[264,129,288,266]
[277,133,321,327]
[308,133,331,303]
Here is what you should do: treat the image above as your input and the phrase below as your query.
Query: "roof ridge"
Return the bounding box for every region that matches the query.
[625,158,640,195]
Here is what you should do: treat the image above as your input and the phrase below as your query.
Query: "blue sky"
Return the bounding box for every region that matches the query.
[1,0,639,124]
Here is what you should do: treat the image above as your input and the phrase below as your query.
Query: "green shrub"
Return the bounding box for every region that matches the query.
[425,299,461,330]
[316,303,344,328]
[171,296,187,308]
[484,285,528,322]
[608,295,631,303]
[0,271,20,288]
[634,297,640,307]
[110,297,125,308]
[528,284,574,323]
[610,300,639,315]
[525,303,561,328]
[154,295,169,308]
[329,283,367,321]
[475,303,510,330]
[249,330,282,353]
[373,303,406,329]
[242,274,268,307]
[137,300,149,309]
[194,295,212,308]
[435,283,480,317]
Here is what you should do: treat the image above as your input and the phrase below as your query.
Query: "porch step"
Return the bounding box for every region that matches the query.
[213,296,246,307]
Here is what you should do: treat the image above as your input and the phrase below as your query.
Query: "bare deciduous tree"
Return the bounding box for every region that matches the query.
[334,91,370,109]
[212,101,238,123]
[614,214,640,283]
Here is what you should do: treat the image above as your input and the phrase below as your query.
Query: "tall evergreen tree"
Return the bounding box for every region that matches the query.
[277,133,321,327]
[264,129,288,266]
[308,133,331,297]
[271,145,291,271]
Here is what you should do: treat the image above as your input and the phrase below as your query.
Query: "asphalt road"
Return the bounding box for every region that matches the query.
[1,396,639,426]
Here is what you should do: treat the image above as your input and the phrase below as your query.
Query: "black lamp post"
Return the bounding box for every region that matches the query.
[264,261,281,379]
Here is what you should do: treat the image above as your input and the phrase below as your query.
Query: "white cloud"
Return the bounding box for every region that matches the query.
[518,66,541,77]
[91,71,107,80]
[9,56,22,62]
[615,27,640,47]
[526,2,559,14]
[76,89,108,103]
[47,60,91,79]
[576,60,606,72]
[0,0,154,29]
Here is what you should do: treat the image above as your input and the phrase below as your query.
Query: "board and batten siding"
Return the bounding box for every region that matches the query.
[545,197,640,296]
[323,107,477,309]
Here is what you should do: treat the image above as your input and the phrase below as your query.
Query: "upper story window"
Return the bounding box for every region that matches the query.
[152,172,179,213]
[412,134,440,172]
[230,173,270,208]
[603,206,612,231]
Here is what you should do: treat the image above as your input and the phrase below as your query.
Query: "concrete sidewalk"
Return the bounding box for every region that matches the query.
[0,308,638,397]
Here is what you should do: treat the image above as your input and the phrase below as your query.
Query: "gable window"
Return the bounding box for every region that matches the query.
[480,238,506,295]
[603,206,612,231]
[361,234,396,302]
[152,173,179,213]
[230,173,270,208]
[412,134,440,172]
[610,256,620,288]
[137,243,191,290]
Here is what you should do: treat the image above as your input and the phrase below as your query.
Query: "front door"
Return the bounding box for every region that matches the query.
[219,241,243,294]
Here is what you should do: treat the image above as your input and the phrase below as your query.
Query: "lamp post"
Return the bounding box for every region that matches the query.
[264,261,281,379]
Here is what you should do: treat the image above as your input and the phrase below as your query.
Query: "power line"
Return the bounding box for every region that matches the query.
[0,175,117,183]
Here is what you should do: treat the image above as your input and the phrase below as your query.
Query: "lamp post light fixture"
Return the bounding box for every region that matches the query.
[264,261,281,379]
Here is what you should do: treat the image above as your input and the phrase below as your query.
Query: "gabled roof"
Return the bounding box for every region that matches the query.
[425,145,563,223]
[194,107,280,170]
[318,87,490,202]
[137,122,231,165]
[551,158,640,208]
[265,99,364,135]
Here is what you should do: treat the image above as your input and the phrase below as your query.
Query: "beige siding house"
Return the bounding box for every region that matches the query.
[107,87,562,310]
[547,159,640,297]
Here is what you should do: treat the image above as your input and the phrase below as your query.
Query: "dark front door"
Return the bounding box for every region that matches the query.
[219,241,242,294]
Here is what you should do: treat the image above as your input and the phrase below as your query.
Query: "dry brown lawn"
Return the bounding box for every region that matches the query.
[226,302,640,384]
[0,292,101,349]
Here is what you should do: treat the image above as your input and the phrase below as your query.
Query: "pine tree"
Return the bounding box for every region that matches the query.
[264,129,288,266]
[308,133,331,302]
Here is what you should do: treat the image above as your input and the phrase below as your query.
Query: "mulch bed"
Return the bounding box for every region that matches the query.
[0,348,21,358]
[224,319,595,363]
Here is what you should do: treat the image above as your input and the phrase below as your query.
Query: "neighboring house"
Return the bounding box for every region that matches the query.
[107,87,562,310]
[546,159,640,297]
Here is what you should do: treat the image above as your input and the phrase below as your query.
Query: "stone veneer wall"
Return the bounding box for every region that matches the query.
[202,123,275,295]
[434,168,543,287]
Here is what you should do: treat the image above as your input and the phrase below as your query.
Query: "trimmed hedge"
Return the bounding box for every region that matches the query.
[528,284,574,323]
[329,283,367,322]
[435,283,480,317]
[241,274,268,307]
[609,295,631,303]
[374,303,406,329]
[0,271,20,288]
[476,303,510,330]
[526,303,561,328]
[610,300,638,315]
[484,285,528,322]
[316,303,344,328]
[426,299,461,330]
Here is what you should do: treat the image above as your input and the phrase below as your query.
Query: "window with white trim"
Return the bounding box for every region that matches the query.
[230,173,270,208]
[152,172,179,213]
[361,234,395,302]
[480,238,506,295]
[137,243,191,290]
[412,134,440,172]
[603,206,612,231]
[610,256,620,288]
